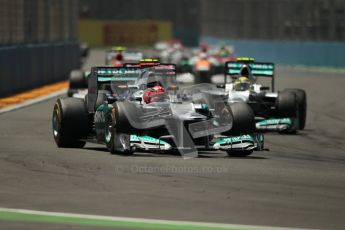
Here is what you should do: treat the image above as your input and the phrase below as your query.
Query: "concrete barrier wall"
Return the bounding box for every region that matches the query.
[0,42,80,97]
[203,36,345,68]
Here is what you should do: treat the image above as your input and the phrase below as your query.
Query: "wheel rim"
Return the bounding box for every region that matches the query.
[105,114,113,143]
[52,107,60,138]
[220,107,232,127]
[105,125,112,143]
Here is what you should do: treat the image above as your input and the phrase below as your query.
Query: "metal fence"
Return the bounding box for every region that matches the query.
[204,36,345,67]
[0,0,80,97]
[78,0,345,44]
[0,0,79,45]
[0,42,80,97]
[200,0,345,67]
[201,0,345,42]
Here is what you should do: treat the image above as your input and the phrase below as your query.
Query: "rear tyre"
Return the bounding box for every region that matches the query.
[226,149,253,157]
[195,71,211,84]
[194,71,201,84]
[80,43,89,59]
[283,88,307,130]
[52,98,88,148]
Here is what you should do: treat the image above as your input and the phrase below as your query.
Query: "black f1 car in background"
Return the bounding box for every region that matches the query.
[220,57,307,133]
[80,42,90,66]
[53,64,264,157]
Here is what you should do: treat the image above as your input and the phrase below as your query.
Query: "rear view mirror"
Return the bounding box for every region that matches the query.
[260,86,269,91]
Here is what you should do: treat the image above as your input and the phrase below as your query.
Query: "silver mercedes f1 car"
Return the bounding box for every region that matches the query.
[220,57,307,133]
[53,63,264,158]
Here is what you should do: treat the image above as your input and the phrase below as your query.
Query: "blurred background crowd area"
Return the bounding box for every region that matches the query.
[0,0,345,97]
[1,0,345,46]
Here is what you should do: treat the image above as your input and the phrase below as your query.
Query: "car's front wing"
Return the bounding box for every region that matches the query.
[127,133,264,153]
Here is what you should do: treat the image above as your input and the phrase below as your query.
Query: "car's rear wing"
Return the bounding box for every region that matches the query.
[88,65,177,112]
[124,63,177,77]
[124,59,176,70]
[224,61,275,91]
[225,61,274,77]
[94,66,142,82]
[88,66,141,113]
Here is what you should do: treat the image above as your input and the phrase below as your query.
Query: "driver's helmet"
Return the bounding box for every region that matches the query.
[233,76,252,91]
[143,85,166,104]
[111,51,124,67]
[200,43,208,53]
[115,52,123,61]
[219,46,230,57]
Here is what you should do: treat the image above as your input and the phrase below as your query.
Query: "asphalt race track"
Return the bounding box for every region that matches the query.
[0,50,345,230]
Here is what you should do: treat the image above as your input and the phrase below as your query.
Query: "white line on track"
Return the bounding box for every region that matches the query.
[0,207,314,230]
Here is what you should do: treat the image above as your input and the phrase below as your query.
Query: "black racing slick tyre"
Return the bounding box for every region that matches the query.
[80,42,89,59]
[225,103,255,157]
[68,70,87,94]
[226,149,253,157]
[277,91,297,118]
[52,98,88,148]
[195,71,211,84]
[224,102,255,136]
[283,88,307,130]
[67,89,79,97]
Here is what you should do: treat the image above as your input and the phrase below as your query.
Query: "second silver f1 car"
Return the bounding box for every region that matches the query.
[221,57,307,133]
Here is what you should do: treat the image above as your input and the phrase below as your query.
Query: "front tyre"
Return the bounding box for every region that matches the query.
[223,102,255,136]
[105,110,116,154]
[105,107,133,155]
[283,88,307,130]
[68,70,87,97]
[226,149,253,157]
[277,91,298,134]
[277,91,297,118]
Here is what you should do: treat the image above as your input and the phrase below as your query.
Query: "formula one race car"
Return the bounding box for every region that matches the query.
[67,58,159,99]
[67,47,144,97]
[53,64,264,157]
[174,44,236,84]
[220,57,307,133]
[105,46,143,66]
[67,69,89,97]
